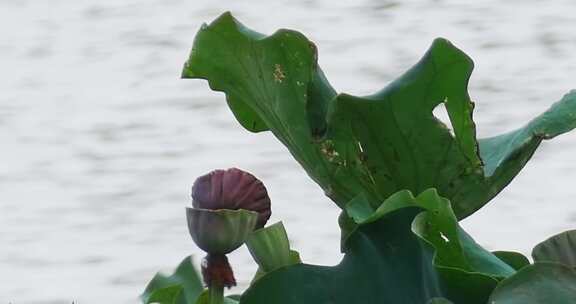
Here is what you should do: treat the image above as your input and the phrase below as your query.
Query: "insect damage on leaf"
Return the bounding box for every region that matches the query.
[273,64,286,83]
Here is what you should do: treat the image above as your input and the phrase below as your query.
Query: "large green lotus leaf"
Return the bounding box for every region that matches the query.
[183,12,576,219]
[345,189,511,302]
[346,189,514,280]
[454,90,576,218]
[488,262,576,303]
[141,256,203,304]
[532,229,576,268]
[327,50,576,218]
[240,207,445,303]
[241,190,508,304]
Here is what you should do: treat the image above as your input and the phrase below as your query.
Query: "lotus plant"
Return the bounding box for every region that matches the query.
[186,168,271,304]
[142,12,576,304]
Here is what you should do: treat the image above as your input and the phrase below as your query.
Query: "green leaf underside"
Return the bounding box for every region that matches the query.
[241,190,512,304]
[245,221,302,283]
[195,290,239,304]
[532,229,576,268]
[493,251,531,271]
[488,262,576,303]
[427,298,454,304]
[141,256,203,304]
[250,250,301,284]
[183,12,576,219]
[147,286,184,304]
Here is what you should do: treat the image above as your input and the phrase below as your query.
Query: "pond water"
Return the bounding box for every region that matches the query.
[1,0,576,303]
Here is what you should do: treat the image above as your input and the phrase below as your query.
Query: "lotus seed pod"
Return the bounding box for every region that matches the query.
[186,208,258,255]
[186,208,258,288]
[192,168,271,228]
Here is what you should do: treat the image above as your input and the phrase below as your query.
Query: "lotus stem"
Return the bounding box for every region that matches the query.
[208,282,224,304]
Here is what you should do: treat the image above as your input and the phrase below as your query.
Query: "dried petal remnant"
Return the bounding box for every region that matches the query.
[192,168,271,228]
[202,254,236,288]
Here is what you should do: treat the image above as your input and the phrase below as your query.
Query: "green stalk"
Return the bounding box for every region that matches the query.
[208,283,224,304]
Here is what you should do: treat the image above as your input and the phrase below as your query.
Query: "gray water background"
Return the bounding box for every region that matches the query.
[1,0,576,303]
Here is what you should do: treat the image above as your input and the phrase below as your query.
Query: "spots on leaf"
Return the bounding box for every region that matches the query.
[273,64,286,83]
[320,140,342,164]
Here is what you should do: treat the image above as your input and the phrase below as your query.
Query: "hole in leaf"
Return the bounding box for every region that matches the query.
[440,233,450,243]
[432,101,455,137]
[357,141,365,153]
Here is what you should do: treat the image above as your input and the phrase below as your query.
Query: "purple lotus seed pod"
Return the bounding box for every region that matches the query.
[192,168,271,228]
